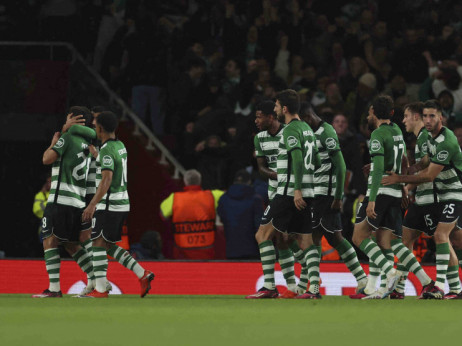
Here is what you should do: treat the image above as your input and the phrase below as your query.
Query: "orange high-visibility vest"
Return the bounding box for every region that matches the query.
[172,189,216,249]
[321,236,341,261]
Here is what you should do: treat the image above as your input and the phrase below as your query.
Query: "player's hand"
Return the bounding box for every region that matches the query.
[401,191,409,209]
[88,144,98,158]
[362,163,371,176]
[82,204,96,222]
[381,171,399,185]
[51,132,61,146]
[366,201,377,219]
[331,199,342,211]
[294,190,306,211]
[62,113,85,133]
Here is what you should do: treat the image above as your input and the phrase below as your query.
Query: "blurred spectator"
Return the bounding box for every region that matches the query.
[453,123,462,148]
[33,174,51,221]
[130,231,164,260]
[195,135,230,190]
[344,72,378,132]
[316,82,345,120]
[339,56,369,99]
[160,169,224,260]
[438,90,462,125]
[217,169,263,259]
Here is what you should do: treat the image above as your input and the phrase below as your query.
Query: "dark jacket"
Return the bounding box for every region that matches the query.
[217,184,263,259]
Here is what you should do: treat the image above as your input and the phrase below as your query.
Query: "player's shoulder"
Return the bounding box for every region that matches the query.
[417,127,429,140]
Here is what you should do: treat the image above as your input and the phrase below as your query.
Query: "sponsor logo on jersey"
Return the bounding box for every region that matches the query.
[287,136,298,148]
[55,138,65,149]
[326,138,336,150]
[437,150,449,161]
[371,139,381,151]
[266,155,277,163]
[103,155,113,166]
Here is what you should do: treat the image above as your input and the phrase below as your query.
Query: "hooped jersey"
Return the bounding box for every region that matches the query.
[427,127,462,203]
[276,119,319,198]
[414,128,435,206]
[95,139,130,211]
[48,129,96,208]
[367,122,405,199]
[314,121,341,197]
[254,124,285,201]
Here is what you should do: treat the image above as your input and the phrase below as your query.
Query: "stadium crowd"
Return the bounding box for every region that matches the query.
[3,0,462,262]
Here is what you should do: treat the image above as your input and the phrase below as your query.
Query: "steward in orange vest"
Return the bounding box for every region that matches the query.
[160,169,223,259]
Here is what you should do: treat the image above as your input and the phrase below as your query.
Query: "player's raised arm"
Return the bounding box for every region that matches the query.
[43,132,62,165]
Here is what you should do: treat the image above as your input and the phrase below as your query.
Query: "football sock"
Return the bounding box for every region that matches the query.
[395,262,408,294]
[256,241,276,290]
[107,245,145,279]
[81,239,93,259]
[455,249,462,269]
[435,242,450,290]
[72,247,95,286]
[305,245,320,293]
[391,239,431,286]
[290,241,308,292]
[278,249,296,291]
[45,248,61,292]
[93,247,108,292]
[335,239,367,282]
[365,259,380,294]
[447,265,461,293]
[360,239,393,275]
[379,249,394,291]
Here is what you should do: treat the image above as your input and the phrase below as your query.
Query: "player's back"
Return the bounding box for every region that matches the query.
[277,119,318,198]
[48,132,92,209]
[314,122,340,197]
[96,139,130,212]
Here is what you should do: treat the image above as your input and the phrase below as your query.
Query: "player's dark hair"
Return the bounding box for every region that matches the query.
[423,99,442,113]
[404,102,423,116]
[96,111,118,133]
[256,100,276,117]
[276,89,300,114]
[69,106,92,128]
[299,101,316,118]
[91,106,105,114]
[371,95,394,119]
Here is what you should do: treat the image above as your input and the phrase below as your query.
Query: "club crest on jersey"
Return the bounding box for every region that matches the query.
[55,138,65,148]
[371,139,381,151]
[326,138,336,150]
[287,136,298,147]
[103,155,113,166]
[421,142,428,153]
[437,150,449,161]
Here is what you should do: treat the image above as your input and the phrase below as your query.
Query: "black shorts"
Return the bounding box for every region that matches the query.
[403,203,438,236]
[312,196,342,233]
[355,195,402,236]
[91,210,128,243]
[41,204,85,242]
[261,195,312,234]
[438,202,462,229]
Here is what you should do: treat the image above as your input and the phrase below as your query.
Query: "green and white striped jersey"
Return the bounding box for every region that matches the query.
[367,122,405,199]
[314,121,341,197]
[276,119,319,198]
[96,139,130,212]
[48,129,96,208]
[68,125,99,197]
[254,125,285,201]
[86,157,97,196]
[427,126,462,203]
[414,128,435,206]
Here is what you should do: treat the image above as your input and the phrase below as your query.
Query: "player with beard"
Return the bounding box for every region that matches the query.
[383,99,462,299]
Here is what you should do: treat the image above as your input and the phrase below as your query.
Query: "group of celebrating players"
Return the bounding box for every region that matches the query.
[248,89,462,300]
[33,107,154,298]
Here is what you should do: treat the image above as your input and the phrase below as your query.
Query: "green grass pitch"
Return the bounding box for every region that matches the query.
[0,295,459,346]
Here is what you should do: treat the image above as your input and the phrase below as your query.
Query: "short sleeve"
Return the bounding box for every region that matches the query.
[99,146,115,171]
[52,132,70,157]
[369,131,384,156]
[254,135,264,157]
